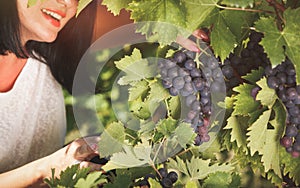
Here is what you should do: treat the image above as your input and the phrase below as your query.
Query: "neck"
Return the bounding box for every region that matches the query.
[0,53,27,92]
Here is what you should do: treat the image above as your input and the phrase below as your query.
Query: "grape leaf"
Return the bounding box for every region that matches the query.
[102,145,152,171]
[130,97,151,120]
[205,10,238,61]
[128,0,187,45]
[98,122,125,158]
[101,0,132,15]
[76,0,93,17]
[221,0,254,8]
[255,8,300,83]
[242,67,265,84]
[246,109,272,156]
[75,171,106,188]
[148,178,162,188]
[168,156,233,180]
[182,0,217,31]
[168,96,181,118]
[203,172,236,188]
[247,100,285,177]
[128,80,149,101]
[174,122,197,149]
[147,81,170,103]
[256,77,277,107]
[223,116,248,151]
[280,147,300,186]
[104,172,132,188]
[168,156,189,176]
[115,49,156,85]
[54,165,89,187]
[232,83,260,116]
[156,118,177,136]
[263,170,283,187]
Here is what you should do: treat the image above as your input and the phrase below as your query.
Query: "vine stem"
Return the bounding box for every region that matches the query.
[215,3,274,14]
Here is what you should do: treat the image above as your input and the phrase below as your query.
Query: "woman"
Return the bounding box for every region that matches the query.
[0,0,102,187]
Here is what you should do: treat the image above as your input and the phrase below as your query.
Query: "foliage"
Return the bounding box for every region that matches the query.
[44,0,300,187]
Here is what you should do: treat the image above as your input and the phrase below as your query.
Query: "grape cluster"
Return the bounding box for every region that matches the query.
[158,48,225,145]
[221,31,270,91]
[265,59,300,158]
[135,168,178,188]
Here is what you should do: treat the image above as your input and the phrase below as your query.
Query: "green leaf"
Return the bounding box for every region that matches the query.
[256,77,277,107]
[148,178,162,188]
[156,118,177,136]
[223,116,248,151]
[58,165,89,187]
[203,172,233,188]
[104,171,132,188]
[76,0,93,17]
[168,156,189,176]
[255,8,300,83]
[232,83,260,116]
[187,157,233,180]
[129,97,151,120]
[128,0,187,45]
[255,17,285,65]
[98,122,125,158]
[174,122,197,149]
[246,109,271,156]
[101,0,132,15]
[185,181,200,188]
[128,80,149,101]
[242,67,265,83]
[75,171,106,188]
[169,156,233,180]
[148,81,170,103]
[182,0,217,31]
[115,49,155,85]
[207,10,238,61]
[102,145,152,171]
[221,0,254,8]
[128,0,186,26]
[168,96,181,118]
[280,147,300,186]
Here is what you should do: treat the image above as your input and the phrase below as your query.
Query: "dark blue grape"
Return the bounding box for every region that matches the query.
[167,67,178,78]
[190,68,202,78]
[162,79,172,89]
[286,88,297,100]
[169,87,179,96]
[167,171,178,183]
[267,76,279,89]
[161,178,173,188]
[186,95,197,106]
[222,65,234,79]
[193,78,205,91]
[285,125,298,137]
[184,59,196,70]
[173,51,186,63]
[158,168,168,178]
[192,101,201,111]
[173,76,185,90]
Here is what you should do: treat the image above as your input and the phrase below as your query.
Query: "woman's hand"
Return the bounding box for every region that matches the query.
[176,29,210,53]
[44,136,102,178]
[0,136,102,187]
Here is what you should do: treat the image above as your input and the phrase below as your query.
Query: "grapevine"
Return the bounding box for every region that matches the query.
[42,0,300,187]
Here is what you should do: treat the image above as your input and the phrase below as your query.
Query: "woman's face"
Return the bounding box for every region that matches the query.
[17,0,78,44]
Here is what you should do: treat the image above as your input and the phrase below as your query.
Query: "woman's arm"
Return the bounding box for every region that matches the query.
[0,137,102,187]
